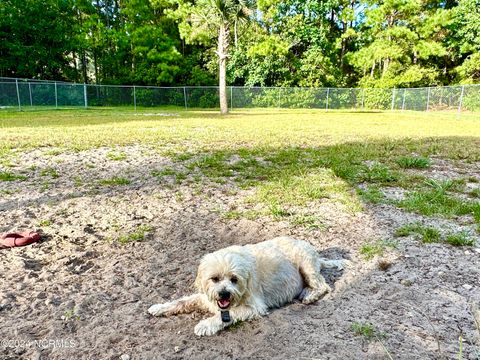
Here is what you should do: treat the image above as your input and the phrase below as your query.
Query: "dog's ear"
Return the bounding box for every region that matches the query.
[194,258,205,293]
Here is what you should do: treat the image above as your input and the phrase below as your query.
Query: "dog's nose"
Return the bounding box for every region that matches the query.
[219,290,231,300]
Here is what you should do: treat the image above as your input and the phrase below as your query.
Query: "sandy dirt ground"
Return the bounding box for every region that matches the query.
[1,146,479,360]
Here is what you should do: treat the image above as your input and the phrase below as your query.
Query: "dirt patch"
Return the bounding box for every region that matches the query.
[407,157,480,182]
[1,146,479,359]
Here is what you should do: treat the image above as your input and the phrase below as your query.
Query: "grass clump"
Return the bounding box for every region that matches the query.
[62,308,80,322]
[291,214,325,230]
[396,156,431,169]
[106,151,127,161]
[444,232,476,246]
[0,171,27,181]
[99,177,131,186]
[254,169,361,215]
[360,164,399,184]
[418,227,442,243]
[395,223,441,243]
[0,189,17,195]
[360,239,397,260]
[396,222,476,246]
[38,219,52,227]
[268,203,294,219]
[44,149,63,156]
[0,159,15,167]
[116,225,154,244]
[357,185,385,204]
[152,167,187,183]
[397,180,479,221]
[470,188,480,198]
[351,322,386,341]
[40,167,59,178]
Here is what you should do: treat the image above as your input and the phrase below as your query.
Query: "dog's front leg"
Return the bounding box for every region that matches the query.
[148,293,207,317]
[194,305,263,336]
[194,315,225,336]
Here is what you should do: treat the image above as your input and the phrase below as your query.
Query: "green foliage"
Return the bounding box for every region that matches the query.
[397,179,480,221]
[152,167,187,183]
[0,0,81,80]
[360,164,399,184]
[351,322,376,340]
[357,185,385,204]
[116,225,154,244]
[40,167,60,178]
[444,232,476,246]
[0,171,27,181]
[1,0,479,88]
[457,53,480,84]
[107,151,127,161]
[396,156,431,169]
[396,222,476,246]
[360,239,397,260]
[99,177,131,186]
[251,88,317,108]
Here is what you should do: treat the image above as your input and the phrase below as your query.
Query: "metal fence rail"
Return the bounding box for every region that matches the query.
[1,78,479,112]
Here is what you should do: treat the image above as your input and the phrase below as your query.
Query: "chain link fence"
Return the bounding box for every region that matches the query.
[1,77,479,112]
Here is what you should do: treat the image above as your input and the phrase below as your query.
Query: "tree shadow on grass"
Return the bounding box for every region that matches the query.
[2,136,480,214]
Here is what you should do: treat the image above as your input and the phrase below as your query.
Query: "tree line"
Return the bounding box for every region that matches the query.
[1,0,479,89]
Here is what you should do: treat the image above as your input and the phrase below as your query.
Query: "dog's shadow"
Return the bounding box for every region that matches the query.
[317,247,351,290]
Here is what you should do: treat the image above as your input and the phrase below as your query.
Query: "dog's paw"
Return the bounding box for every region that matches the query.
[194,319,221,336]
[336,259,351,270]
[148,303,171,317]
[300,285,331,304]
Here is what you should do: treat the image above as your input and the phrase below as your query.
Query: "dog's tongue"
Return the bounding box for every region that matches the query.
[218,299,230,308]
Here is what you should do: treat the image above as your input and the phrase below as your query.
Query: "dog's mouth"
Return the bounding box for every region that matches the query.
[217,299,231,309]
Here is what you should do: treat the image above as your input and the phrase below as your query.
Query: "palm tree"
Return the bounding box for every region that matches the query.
[189,0,253,114]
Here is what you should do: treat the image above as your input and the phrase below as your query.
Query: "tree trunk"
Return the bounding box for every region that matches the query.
[234,20,238,48]
[81,50,88,84]
[383,58,389,76]
[218,21,229,115]
[340,21,347,69]
[93,50,99,84]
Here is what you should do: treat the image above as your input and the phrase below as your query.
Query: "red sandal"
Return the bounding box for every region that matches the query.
[0,231,41,248]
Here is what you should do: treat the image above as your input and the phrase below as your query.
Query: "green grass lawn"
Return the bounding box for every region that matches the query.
[1,108,480,238]
[1,108,479,153]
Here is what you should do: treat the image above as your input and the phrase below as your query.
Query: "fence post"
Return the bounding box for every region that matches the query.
[326,88,330,111]
[402,89,406,111]
[458,85,465,113]
[83,84,88,108]
[28,82,33,107]
[54,81,58,109]
[426,87,431,111]
[15,79,21,111]
[183,87,187,110]
[361,88,365,109]
[230,86,233,110]
[391,88,396,110]
[133,86,137,112]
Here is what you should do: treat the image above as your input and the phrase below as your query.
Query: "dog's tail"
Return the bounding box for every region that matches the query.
[319,259,350,271]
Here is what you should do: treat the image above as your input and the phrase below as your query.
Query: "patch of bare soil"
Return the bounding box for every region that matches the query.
[1,147,479,359]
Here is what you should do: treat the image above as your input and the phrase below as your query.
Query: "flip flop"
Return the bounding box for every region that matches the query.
[0,231,41,248]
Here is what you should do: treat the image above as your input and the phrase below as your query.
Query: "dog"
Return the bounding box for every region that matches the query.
[148,236,347,336]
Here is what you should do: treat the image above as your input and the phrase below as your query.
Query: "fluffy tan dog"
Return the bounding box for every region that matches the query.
[148,236,347,336]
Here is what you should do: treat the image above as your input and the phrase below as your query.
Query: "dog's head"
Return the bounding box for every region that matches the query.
[195,246,254,310]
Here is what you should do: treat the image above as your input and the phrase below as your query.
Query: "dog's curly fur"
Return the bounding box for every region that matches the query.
[148,236,347,336]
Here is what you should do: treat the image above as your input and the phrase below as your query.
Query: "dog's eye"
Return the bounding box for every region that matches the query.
[230,276,238,284]
[211,276,219,283]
